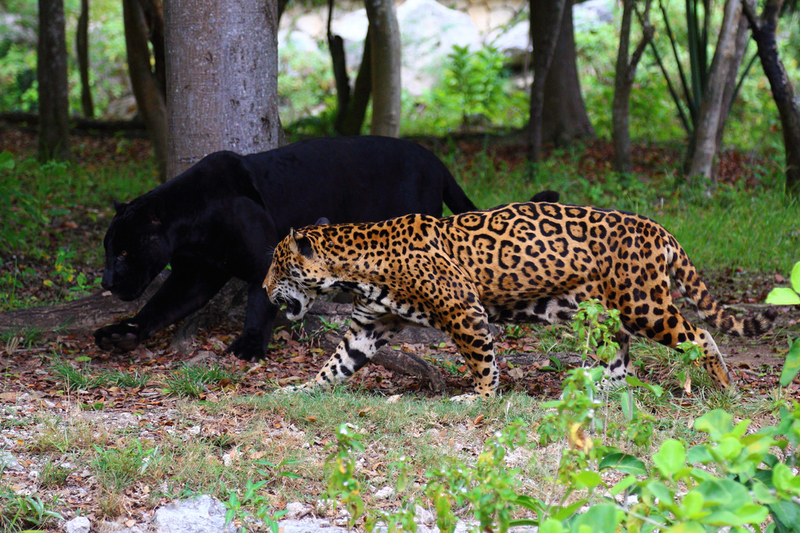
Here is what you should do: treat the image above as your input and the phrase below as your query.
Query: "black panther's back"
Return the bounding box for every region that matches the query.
[244,136,476,233]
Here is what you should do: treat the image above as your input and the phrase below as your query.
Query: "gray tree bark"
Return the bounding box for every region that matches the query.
[365,0,401,137]
[685,0,744,184]
[164,0,283,178]
[163,0,283,348]
[37,0,70,162]
[612,0,654,173]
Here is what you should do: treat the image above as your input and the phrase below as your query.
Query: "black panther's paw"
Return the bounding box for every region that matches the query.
[225,330,267,362]
[94,322,142,352]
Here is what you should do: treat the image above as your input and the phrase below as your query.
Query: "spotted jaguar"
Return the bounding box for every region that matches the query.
[263,201,776,397]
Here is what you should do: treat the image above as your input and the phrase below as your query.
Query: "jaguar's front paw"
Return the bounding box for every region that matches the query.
[94,322,142,352]
[449,393,480,404]
[277,381,317,394]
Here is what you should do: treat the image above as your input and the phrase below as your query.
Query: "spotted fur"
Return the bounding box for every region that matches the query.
[263,202,777,397]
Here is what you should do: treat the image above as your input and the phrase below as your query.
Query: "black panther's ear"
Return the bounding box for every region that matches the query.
[113,199,128,214]
[144,196,166,227]
[289,228,314,258]
[314,217,330,226]
[530,190,560,203]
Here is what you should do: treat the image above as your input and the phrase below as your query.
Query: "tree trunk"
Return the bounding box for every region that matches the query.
[714,13,750,152]
[339,32,372,136]
[37,0,70,162]
[76,0,94,119]
[743,0,800,197]
[365,0,401,137]
[164,0,283,178]
[328,0,372,136]
[613,0,653,173]
[330,0,373,138]
[527,0,565,163]
[540,1,595,147]
[685,0,744,184]
[163,0,283,347]
[123,0,168,181]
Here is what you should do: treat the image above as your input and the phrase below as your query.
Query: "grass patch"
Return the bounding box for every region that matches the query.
[161,363,243,398]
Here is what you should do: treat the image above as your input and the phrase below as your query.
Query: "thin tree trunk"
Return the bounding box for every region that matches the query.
[76,0,94,118]
[123,0,168,181]
[164,0,283,177]
[528,0,565,163]
[330,0,372,137]
[37,0,70,162]
[685,0,744,184]
[714,12,750,151]
[743,0,800,197]
[613,0,653,173]
[365,0,401,137]
[540,2,595,147]
[339,29,372,136]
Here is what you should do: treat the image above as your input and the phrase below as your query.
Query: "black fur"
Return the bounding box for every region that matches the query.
[95,136,478,360]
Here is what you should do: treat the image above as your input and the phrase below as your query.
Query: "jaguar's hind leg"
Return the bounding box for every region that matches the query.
[629,305,732,388]
[444,313,499,398]
[598,331,634,390]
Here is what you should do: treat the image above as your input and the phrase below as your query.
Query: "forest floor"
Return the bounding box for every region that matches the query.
[1,123,798,531]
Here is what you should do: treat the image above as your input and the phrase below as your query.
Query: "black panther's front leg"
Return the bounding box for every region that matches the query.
[94,260,231,352]
[225,282,280,361]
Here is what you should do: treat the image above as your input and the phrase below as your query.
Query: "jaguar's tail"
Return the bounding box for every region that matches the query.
[666,235,777,337]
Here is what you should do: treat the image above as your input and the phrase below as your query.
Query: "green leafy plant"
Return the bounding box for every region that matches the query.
[162,363,242,398]
[766,261,800,387]
[0,487,63,533]
[42,247,100,298]
[91,439,162,491]
[223,458,298,533]
[50,358,102,391]
[433,45,514,131]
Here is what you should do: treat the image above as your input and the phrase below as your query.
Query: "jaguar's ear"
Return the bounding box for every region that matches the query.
[289,228,314,258]
[314,217,330,226]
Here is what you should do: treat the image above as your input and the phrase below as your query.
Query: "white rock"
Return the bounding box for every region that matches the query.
[415,504,435,526]
[373,485,395,500]
[285,501,311,519]
[65,516,91,533]
[151,495,236,533]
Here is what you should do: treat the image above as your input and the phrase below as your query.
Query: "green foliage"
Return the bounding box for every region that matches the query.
[0,487,63,533]
[571,299,622,364]
[766,262,800,387]
[324,398,800,533]
[91,439,163,491]
[50,357,101,391]
[162,363,243,398]
[223,459,298,533]
[0,0,129,117]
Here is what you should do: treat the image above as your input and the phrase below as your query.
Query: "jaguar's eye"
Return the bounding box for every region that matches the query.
[118,250,128,260]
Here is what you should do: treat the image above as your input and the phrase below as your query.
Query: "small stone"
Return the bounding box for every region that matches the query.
[65,516,91,533]
[0,451,23,472]
[415,504,435,526]
[374,486,395,500]
[284,501,310,519]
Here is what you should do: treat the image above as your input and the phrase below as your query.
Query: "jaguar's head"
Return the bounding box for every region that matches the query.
[263,226,333,321]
